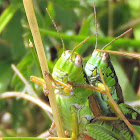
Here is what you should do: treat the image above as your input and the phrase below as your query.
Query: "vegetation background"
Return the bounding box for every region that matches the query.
[0,0,140,137]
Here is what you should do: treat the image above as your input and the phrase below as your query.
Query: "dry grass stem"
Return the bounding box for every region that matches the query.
[11,64,38,98]
[23,0,65,137]
[0,92,53,118]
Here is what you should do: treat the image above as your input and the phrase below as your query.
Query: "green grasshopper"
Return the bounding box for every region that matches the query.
[84,4,140,125]
[50,49,135,140]
[32,49,135,140]
[85,48,140,119]
[31,8,137,140]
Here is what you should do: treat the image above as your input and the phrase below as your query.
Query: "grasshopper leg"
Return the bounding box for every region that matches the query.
[30,75,120,122]
[30,74,73,94]
[71,112,79,140]
[44,71,73,94]
[67,81,107,95]
[47,111,79,140]
[31,74,106,95]
[90,116,119,122]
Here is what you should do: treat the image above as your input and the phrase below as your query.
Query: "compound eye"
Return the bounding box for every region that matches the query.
[75,55,82,67]
[102,52,110,62]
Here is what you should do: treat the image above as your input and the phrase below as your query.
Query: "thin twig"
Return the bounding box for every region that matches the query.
[11,64,38,98]
[37,129,56,138]
[0,92,53,120]
[114,17,140,34]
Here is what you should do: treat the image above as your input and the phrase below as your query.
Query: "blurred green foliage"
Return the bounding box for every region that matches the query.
[0,0,140,137]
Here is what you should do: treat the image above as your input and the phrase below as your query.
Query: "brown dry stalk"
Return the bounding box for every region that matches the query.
[23,0,65,137]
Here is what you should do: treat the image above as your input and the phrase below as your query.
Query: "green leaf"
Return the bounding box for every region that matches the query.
[76,14,94,54]
[0,61,13,93]
[0,4,19,34]
[2,8,26,60]
[10,99,24,131]
[51,0,80,9]
[79,14,93,36]
[134,26,140,40]
[54,5,78,29]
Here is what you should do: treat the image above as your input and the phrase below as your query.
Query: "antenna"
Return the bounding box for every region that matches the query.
[70,37,89,59]
[93,2,98,50]
[46,8,65,52]
[102,28,132,50]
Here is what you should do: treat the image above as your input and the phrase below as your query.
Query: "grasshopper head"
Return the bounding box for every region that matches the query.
[85,50,110,84]
[52,50,83,83]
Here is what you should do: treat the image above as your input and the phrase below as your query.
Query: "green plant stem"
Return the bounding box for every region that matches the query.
[0,4,19,34]
[2,137,46,140]
[29,41,42,77]
[24,25,140,50]
[39,28,140,50]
